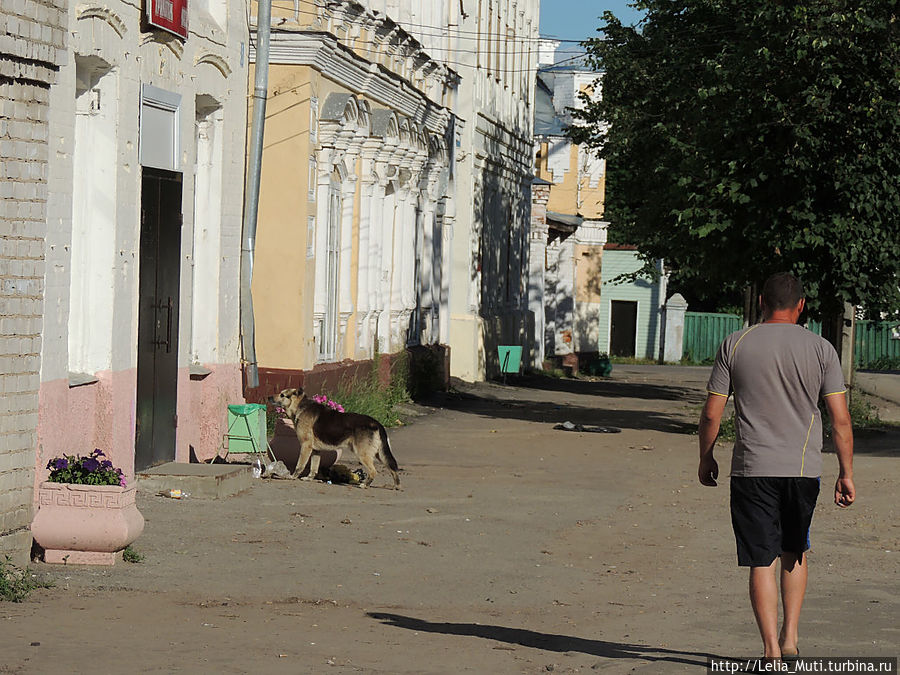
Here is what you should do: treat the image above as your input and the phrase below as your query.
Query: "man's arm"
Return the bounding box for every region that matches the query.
[698,393,727,486]
[824,392,855,507]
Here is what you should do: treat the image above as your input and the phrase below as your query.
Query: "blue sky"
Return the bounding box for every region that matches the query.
[539,0,645,42]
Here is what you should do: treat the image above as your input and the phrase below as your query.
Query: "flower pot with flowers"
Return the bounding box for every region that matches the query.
[268,395,343,477]
[31,449,145,565]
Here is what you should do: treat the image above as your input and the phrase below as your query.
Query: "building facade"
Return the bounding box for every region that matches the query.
[0,0,67,564]
[597,247,665,360]
[36,0,248,491]
[530,41,608,370]
[249,0,540,390]
[247,1,456,394]
[448,0,540,380]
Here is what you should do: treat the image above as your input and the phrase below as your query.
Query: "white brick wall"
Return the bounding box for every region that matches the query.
[0,0,65,565]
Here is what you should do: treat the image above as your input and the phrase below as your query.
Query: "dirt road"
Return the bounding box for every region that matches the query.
[2,366,897,673]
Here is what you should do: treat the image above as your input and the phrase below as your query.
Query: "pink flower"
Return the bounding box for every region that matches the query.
[313,395,344,412]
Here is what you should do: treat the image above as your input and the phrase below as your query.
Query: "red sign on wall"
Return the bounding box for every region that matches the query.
[147,0,188,40]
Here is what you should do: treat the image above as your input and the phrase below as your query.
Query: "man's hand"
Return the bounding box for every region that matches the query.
[699,455,719,487]
[698,393,727,487]
[834,477,855,507]
[824,392,854,508]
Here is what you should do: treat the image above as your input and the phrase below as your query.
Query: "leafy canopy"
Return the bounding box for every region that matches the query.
[570,0,900,317]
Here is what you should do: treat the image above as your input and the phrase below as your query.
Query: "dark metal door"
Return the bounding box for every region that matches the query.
[135,168,182,470]
[610,300,638,358]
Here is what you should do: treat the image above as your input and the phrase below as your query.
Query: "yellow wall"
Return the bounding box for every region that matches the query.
[253,65,382,370]
[536,141,605,220]
[575,244,603,302]
[252,63,316,370]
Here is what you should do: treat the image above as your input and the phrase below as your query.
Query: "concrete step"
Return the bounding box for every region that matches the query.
[136,462,255,499]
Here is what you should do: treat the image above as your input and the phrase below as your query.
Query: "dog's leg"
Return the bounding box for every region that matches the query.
[293,438,316,480]
[307,451,322,480]
[357,450,378,489]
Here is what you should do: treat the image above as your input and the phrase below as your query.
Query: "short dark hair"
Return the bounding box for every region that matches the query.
[761,272,804,311]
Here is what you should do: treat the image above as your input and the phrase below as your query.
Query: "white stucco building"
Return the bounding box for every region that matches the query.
[37,0,249,477]
[445,0,541,380]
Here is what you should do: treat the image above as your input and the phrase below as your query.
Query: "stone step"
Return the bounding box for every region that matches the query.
[136,462,254,499]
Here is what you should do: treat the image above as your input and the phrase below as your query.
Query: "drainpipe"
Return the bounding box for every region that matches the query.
[240,0,272,390]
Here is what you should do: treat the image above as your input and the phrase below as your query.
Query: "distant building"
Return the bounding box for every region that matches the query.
[530,41,671,369]
[530,41,608,370]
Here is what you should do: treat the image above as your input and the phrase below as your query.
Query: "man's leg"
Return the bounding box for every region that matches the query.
[749,561,781,658]
[779,552,807,655]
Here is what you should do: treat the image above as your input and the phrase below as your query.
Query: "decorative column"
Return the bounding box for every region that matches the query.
[390,181,411,348]
[337,165,357,358]
[357,165,376,358]
[312,148,336,356]
[529,180,550,367]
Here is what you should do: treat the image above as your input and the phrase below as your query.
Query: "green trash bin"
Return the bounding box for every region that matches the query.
[225,403,267,456]
[497,346,523,374]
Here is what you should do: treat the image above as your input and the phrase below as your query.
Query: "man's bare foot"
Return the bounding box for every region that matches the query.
[779,631,799,656]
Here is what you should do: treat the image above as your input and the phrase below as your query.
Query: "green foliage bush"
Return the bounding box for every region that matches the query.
[331,352,409,427]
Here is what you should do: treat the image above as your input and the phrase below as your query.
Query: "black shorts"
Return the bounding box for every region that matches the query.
[730,477,820,567]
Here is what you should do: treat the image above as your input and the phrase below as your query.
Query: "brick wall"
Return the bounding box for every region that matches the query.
[0,0,66,564]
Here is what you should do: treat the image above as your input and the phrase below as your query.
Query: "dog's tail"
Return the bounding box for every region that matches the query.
[378,425,401,488]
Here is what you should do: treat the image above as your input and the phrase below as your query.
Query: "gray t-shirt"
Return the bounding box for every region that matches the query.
[707,323,846,478]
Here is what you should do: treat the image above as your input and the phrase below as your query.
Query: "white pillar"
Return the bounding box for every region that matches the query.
[662,293,689,363]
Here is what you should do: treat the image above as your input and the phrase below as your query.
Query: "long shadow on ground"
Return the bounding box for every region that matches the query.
[368,612,718,667]
[509,374,706,403]
[427,390,698,435]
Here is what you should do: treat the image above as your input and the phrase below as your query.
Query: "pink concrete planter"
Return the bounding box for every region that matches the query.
[31,482,145,565]
[268,417,341,476]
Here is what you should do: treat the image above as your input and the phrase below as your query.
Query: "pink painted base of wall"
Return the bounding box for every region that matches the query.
[179,363,245,463]
[35,362,244,500]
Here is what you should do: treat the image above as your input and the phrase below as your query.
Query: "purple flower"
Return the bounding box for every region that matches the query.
[119,475,128,487]
[50,457,69,471]
[81,457,100,473]
[101,459,113,469]
[92,449,105,458]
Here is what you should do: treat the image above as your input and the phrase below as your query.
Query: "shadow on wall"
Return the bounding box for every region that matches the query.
[475,157,534,379]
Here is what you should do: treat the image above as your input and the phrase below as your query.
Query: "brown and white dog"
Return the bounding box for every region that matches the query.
[269,388,401,489]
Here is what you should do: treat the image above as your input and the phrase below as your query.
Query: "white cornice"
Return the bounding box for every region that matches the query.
[251,30,454,135]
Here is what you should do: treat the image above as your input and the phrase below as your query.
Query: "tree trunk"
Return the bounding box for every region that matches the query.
[742,282,759,327]
[820,303,855,389]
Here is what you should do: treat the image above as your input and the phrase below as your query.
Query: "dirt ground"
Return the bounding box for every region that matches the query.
[2,365,898,674]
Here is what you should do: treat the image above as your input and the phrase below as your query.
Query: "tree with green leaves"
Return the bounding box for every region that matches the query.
[570,0,900,333]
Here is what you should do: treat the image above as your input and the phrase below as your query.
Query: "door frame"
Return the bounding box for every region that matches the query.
[135,166,183,470]
[608,298,639,358]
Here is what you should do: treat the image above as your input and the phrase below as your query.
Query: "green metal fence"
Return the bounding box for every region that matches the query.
[683,312,742,363]
[684,313,900,369]
[855,321,900,370]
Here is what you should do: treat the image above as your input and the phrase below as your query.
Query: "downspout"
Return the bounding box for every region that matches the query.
[240,0,272,390]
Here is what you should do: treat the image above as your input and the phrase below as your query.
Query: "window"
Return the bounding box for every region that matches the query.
[318,169,342,359]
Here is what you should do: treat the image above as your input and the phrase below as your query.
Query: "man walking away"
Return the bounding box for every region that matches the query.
[697,272,855,659]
